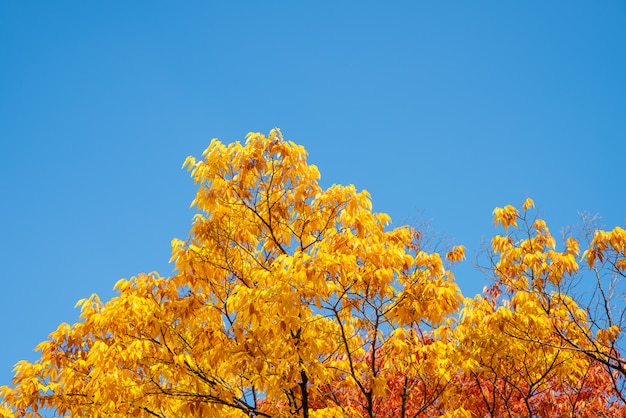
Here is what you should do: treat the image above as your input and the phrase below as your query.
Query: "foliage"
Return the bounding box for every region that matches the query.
[1,130,624,417]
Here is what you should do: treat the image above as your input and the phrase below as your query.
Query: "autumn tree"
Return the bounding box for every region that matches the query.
[450,199,625,417]
[1,131,624,418]
[285,199,626,418]
[0,130,462,417]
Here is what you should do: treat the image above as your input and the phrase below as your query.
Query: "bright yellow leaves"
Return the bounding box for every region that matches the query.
[446,245,466,263]
[1,133,623,417]
[469,198,625,416]
[596,325,621,345]
[490,198,583,290]
[492,204,519,230]
[522,197,535,211]
[585,226,626,268]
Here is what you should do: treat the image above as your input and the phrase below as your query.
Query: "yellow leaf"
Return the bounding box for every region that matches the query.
[522,197,535,211]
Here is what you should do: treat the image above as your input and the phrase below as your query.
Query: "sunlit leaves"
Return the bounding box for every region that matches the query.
[522,197,535,211]
[1,133,624,417]
[445,245,465,263]
[585,226,626,268]
[492,204,519,230]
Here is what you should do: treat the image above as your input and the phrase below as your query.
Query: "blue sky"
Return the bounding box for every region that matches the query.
[1,1,625,387]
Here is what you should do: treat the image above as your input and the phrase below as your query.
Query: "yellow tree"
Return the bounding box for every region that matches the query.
[0,130,462,417]
[580,220,626,392]
[450,199,625,417]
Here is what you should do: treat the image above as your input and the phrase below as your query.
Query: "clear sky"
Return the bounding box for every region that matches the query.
[1,1,625,388]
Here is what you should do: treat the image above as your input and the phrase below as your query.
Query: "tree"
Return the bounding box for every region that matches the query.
[451,199,625,417]
[311,199,624,418]
[0,131,623,417]
[0,130,461,417]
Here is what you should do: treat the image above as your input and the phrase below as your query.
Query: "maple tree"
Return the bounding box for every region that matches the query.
[1,130,624,417]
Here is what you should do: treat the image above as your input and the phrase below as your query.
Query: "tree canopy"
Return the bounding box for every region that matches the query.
[1,130,624,417]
